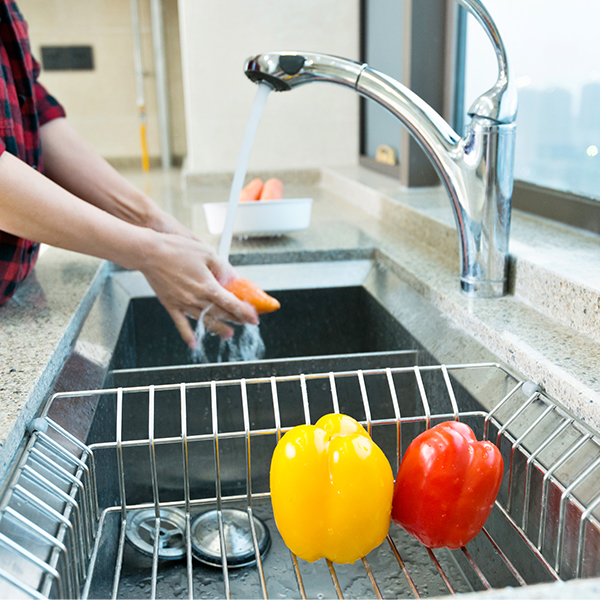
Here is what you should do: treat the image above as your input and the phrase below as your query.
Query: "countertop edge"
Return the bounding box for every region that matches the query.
[0,259,109,488]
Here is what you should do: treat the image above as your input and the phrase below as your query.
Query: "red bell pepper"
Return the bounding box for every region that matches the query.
[391,421,503,549]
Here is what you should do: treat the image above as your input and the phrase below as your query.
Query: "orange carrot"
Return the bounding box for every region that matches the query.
[239,178,264,202]
[259,177,284,201]
[225,277,281,314]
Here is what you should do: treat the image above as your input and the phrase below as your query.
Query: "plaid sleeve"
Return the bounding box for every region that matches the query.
[32,56,66,126]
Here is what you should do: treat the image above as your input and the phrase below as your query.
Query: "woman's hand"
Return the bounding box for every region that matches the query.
[139,231,259,347]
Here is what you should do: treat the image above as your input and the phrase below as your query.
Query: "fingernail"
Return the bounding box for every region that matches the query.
[188,336,197,350]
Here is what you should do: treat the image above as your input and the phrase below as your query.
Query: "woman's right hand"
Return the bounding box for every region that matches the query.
[138,230,259,348]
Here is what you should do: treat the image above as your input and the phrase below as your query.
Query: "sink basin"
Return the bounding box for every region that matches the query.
[1,256,600,599]
[111,278,416,369]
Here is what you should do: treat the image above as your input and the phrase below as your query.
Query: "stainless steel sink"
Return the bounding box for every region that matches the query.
[1,256,600,599]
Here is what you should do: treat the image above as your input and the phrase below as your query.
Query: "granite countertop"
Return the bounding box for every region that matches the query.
[1,164,599,484]
[0,248,105,481]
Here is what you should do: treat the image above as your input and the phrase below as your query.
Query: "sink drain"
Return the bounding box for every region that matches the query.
[190,509,271,568]
[125,507,186,560]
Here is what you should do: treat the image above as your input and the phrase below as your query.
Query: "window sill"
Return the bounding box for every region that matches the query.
[513,180,600,237]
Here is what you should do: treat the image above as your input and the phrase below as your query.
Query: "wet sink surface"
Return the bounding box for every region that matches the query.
[113,285,413,370]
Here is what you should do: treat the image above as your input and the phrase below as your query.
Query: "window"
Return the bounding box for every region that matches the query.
[465,0,600,202]
[360,0,600,233]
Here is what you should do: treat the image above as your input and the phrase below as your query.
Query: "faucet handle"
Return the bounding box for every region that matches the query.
[457,0,517,124]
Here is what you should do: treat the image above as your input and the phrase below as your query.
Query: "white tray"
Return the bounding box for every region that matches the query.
[203,198,313,237]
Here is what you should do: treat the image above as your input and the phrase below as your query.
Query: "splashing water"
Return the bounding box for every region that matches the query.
[190,305,212,363]
[218,83,271,261]
[191,308,265,364]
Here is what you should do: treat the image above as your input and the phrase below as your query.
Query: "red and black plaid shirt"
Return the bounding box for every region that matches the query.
[0,0,65,304]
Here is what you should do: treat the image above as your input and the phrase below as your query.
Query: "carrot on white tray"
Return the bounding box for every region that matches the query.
[259,178,283,201]
[239,178,263,202]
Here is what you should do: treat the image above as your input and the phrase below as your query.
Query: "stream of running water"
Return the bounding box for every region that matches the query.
[193,83,272,364]
[218,83,271,261]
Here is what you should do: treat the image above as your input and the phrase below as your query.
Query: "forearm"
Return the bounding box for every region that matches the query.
[0,150,155,270]
[39,117,155,227]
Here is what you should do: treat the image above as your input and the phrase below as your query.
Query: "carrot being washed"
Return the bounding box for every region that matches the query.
[259,177,284,201]
[239,178,263,202]
[225,277,281,314]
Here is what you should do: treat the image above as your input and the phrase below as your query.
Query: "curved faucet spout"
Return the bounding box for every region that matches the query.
[244,3,516,298]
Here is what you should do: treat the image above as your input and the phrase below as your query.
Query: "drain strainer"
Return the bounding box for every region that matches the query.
[190,509,271,568]
[126,507,186,560]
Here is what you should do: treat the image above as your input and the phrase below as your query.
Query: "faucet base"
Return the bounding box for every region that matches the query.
[460,278,506,299]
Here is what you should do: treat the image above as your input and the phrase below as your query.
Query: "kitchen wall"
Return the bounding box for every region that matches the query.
[19,0,186,166]
[19,0,360,174]
[177,0,361,178]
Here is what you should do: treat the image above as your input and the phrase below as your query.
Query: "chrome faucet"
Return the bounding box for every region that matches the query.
[244,0,517,298]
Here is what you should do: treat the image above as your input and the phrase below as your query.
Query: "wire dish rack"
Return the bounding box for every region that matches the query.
[1,362,600,599]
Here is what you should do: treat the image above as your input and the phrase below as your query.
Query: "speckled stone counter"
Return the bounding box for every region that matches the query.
[319,166,600,430]
[0,248,105,483]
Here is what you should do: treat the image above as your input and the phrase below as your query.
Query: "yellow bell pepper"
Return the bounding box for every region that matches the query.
[270,413,394,564]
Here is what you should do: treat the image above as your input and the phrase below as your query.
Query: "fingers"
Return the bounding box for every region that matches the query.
[185,252,258,326]
[207,254,237,287]
[169,277,257,327]
[159,282,257,346]
[202,313,235,339]
[141,232,260,344]
[168,305,235,347]
[201,289,259,327]
[206,282,260,325]
[167,307,197,349]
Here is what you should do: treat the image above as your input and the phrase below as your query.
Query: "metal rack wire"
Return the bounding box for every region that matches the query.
[1,362,600,598]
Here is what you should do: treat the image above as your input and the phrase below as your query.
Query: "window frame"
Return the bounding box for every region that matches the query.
[359,0,600,236]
